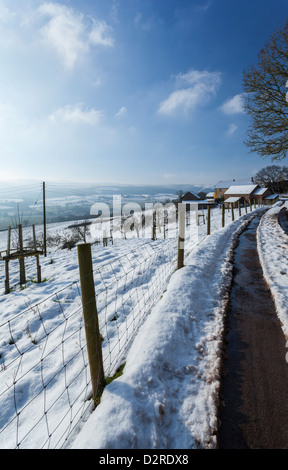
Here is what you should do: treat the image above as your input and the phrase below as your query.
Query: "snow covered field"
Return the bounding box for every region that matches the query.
[0,202,286,449]
[70,210,259,450]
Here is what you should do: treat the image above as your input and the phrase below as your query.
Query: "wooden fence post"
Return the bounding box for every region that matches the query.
[177,204,185,270]
[4,227,11,294]
[36,256,41,283]
[238,200,241,217]
[231,203,234,221]
[78,243,105,402]
[207,205,211,235]
[222,203,225,228]
[18,224,26,285]
[152,211,156,240]
[32,224,42,283]
[7,226,11,256]
[244,200,247,214]
[5,260,9,294]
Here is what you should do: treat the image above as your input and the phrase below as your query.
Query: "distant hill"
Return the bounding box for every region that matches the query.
[0,180,214,230]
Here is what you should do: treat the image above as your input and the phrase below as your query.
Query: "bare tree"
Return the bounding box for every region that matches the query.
[176,190,184,203]
[254,164,288,192]
[70,220,91,243]
[242,20,288,160]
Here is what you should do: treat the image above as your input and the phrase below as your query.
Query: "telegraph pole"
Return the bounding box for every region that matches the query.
[43,181,47,257]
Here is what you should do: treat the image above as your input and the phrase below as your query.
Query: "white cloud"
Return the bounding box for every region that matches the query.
[158,70,221,116]
[0,4,15,23]
[93,77,102,87]
[110,1,120,24]
[89,19,114,47]
[134,12,143,25]
[0,101,19,124]
[221,93,245,115]
[158,88,200,115]
[134,11,151,30]
[163,173,177,179]
[226,123,237,135]
[115,106,127,118]
[38,3,114,70]
[49,104,104,125]
[197,1,212,12]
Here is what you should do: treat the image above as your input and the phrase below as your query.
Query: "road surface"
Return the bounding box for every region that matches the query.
[219,212,288,449]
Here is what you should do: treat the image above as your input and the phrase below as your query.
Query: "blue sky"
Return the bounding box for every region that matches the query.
[0,0,287,187]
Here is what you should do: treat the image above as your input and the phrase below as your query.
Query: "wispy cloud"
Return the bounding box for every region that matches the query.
[38,2,114,70]
[0,4,15,23]
[226,123,237,135]
[220,93,245,114]
[89,19,114,47]
[134,10,159,31]
[163,173,177,179]
[196,1,212,12]
[158,70,221,116]
[115,106,127,118]
[174,2,212,29]
[49,104,104,125]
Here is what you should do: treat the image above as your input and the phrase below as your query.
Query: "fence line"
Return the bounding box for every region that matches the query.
[94,238,177,378]
[0,201,259,448]
[0,236,178,448]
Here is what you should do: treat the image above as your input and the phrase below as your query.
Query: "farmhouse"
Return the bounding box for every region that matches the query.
[252,187,271,204]
[181,183,278,212]
[265,194,279,204]
[181,191,200,202]
[214,179,253,200]
[223,184,278,207]
[180,191,216,210]
[223,184,259,204]
[206,191,215,201]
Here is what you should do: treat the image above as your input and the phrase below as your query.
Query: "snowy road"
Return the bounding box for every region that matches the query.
[219,212,288,449]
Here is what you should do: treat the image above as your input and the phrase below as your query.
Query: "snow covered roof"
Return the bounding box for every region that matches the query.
[181,200,216,205]
[224,197,241,203]
[225,184,258,195]
[206,192,215,198]
[182,191,199,200]
[253,187,268,196]
[265,194,279,200]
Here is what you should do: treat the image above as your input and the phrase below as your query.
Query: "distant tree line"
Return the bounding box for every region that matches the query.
[254,164,288,193]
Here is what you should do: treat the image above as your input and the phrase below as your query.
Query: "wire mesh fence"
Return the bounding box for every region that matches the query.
[0,280,90,449]
[0,237,178,449]
[0,202,259,449]
[95,239,177,378]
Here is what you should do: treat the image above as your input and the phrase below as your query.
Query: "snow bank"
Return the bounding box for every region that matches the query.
[257,202,288,337]
[69,212,258,449]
